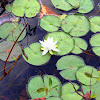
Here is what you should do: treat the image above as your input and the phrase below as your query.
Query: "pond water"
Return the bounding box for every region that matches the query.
[0,0,100,100]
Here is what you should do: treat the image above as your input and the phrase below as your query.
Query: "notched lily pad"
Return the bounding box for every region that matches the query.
[90,16,100,33]
[0,22,26,41]
[27,75,61,99]
[51,0,72,11]
[45,32,74,55]
[78,0,94,13]
[72,37,87,54]
[0,41,22,61]
[90,33,100,56]
[12,0,40,17]
[22,43,51,66]
[61,15,90,37]
[40,15,60,32]
[56,55,85,80]
[76,66,99,85]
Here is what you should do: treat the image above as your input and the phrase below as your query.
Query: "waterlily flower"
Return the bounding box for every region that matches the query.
[39,37,59,55]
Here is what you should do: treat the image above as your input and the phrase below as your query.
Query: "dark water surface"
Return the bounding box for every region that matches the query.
[0,0,100,100]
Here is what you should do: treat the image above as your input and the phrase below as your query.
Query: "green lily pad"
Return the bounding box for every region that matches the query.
[12,0,40,18]
[40,15,60,32]
[46,97,62,100]
[78,0,94,13]
[27,75,61,99]
[0,22,26,41]
[61,15,90,37]
[68,0,80,8]
[71,37,87,54]
[51,0,72,11]
[5,4,12,12]
[90,33,100,56]
[56,55,85,80]
[0,41,22,61]
[95,71,100,82]
[90,16,100,33]
[94,85,100,100]
[61,83,82,100]
[22,43,51,66]
[45,32,74,55]
[76,66,99,85]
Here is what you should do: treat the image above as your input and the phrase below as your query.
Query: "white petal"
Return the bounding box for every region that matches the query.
[54,41,58,45]
[52,48,59,52]
[39,40,44,44]
[42,49,48,55]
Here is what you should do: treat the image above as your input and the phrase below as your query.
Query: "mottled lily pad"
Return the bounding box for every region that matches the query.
[71,37,87,54]
[45,32,74,55]
[61,15,90,37]
[0,22,26,41]
[0,41,22,61]
[12,0,40,17]
[90,33,100,56]
[78,0,94,13]
[76,66,99,85]
[51,0,72,11]
[90,16,100,33]
[27,75,61,99]
[40,15,60,32]
[22,43,51,66]
[56,55,85,80]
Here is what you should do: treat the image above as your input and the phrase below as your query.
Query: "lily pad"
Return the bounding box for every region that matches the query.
[46,97,62,100]
[78,0,94,13]
[61,15,90,37]
[76,66,99,85]
[40,15,60,32]
[61,83,82,100]
[27,75,61,99]
[0,41,22,61]
[90,33,100,56]
[5,4,12,12]
[71,37,87,54]
[22,43,51,66]
[56,55,85,80]
[0,22,26,41]
[12,0,40,18]
[94,85,100,100]
[45,32,74,55]
[90,16,100,33]
[51,0,72,11]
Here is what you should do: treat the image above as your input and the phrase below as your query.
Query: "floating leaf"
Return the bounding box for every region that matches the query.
[49,77,52,87]
[95,71,100,82]
[78,0,94,13]
[22,43,51,66]
[94,85,100,100]
[46,97,62,100]
[5,4,12,12]
[76,66,99,85]
[12,0,40,18]
[90,16,100,33]
[27,75,61,99]
[45,32,74,55]
[51,0,72,11]
[71,37,87,54]
[90,33,100,56]
[0,41,22,61]
[61,15,90,37]
[56,55,85,80]
[40,15,60,32]
[0,22,26,41]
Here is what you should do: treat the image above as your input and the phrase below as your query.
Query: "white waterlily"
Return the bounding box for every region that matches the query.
[39,37,59,55]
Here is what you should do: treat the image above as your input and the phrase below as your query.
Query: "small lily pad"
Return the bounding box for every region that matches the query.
[78,0,94,13]
[61,15,90,37]
[0,22,26,41]
[40,15,60,32]
[46,97,62,100]
[90,33,100,56]
[71,37,87,54]
[12,0,40,18]
[45,32,74,55]
[76,66,99,85]
[56,55,85,80]
[51,0,72,11]
[90,16,100,33]
[0,41,22,61]
[27,75,61,99]
[22,43,51,66]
